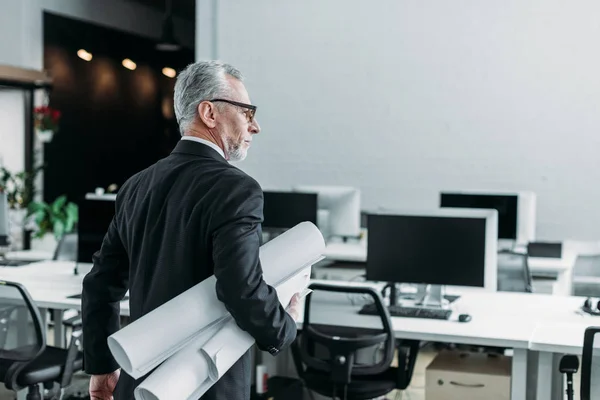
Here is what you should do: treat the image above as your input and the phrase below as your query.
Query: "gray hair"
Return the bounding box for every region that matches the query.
[173,60,244,134]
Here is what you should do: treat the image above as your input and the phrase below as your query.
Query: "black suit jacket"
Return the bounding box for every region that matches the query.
[81,139,297,399]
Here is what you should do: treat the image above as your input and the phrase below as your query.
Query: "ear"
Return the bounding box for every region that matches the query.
[197,101,217,128]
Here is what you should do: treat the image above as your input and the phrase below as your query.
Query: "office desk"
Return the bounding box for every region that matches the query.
[296,280,600,400]
[4,249,54,262]
[0,261,130,347]
[298,280,548,400]
[1,262,592,399]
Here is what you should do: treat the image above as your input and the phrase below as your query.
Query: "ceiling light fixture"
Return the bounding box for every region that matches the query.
[162,67,176,78]
[156,0,181,51]
[122,58,137,70]
[77,49,93,61]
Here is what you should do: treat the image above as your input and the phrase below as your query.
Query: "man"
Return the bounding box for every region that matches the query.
[81,60,301,400]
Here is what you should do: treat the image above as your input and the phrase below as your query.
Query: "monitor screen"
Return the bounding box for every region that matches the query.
[262,192,318,229]
[77,197,115,263]
[440,193,518,240]
[366,214,487,287]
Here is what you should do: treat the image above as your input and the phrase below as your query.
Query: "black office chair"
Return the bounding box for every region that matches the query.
[558,326,600,400]
[497,250,533,293]
[0,280,83,400]
[291,282,418,400]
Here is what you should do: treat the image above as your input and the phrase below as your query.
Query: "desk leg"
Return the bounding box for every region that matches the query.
[536,351,563,400]
[38,308,47,330]
[53,309,65,348]
[550,353,563,400]
[511,348,528,400]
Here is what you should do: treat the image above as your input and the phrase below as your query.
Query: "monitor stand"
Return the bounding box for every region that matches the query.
[414,284,448,309]
[383,283,456,309]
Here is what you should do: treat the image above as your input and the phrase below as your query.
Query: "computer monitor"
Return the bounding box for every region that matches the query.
[366,208,498,307]
[0,191,9,247]
[292,185,361,240]
[262,191,318,230]
[439,190,536,246]
[77,193,117,263]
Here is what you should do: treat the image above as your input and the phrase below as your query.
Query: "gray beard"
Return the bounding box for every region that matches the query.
[226,138,247,162]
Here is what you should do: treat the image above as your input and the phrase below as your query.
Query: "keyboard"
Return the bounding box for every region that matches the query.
[359,304,452,320]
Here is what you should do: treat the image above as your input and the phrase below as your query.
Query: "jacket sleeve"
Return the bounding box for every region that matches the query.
[81,207,129,374]
[211,175,297,355]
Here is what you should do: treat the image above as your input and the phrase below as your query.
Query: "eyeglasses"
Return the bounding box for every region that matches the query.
[209,98,257,123]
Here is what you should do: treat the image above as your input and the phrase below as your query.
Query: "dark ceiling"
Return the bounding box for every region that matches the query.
[126,0,195,21]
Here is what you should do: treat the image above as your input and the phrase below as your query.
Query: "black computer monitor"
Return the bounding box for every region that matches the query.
[262,191,318,230]
[77,195,116,263]
[439,192,536,245]
[440,193,517,240]
[366,210,498,306]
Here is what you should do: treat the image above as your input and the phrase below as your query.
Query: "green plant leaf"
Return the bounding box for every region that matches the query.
[27,201,48,216]
[64,202,78,232]
[66,202,78,221]
[33,210,46,226]
[51,195,67,214]
[53,219,65,240]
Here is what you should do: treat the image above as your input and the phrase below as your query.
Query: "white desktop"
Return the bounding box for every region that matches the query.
[439,190,536,249]
[292,185,361,241]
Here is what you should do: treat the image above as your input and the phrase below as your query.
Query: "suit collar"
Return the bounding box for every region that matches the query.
[171,138,228,163]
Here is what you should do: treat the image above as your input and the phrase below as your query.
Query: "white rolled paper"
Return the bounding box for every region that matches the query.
[108,221,325,382]
[134,265,312,400]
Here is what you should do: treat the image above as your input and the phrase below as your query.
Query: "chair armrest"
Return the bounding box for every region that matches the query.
[60,329,83,388]
[62,315,82,329]
[395,340,420,390]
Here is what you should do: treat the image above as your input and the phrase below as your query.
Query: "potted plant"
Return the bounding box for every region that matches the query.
[27,195,78,252]
[0,165,44,249]
[34,105,61,143]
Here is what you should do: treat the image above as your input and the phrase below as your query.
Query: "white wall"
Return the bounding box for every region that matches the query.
[208,0,600,241]
[0,91,25,173]
[0,0,195,184]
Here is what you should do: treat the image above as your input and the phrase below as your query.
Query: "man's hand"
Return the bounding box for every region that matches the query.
[90,369,120,400]
[286,293,302,321]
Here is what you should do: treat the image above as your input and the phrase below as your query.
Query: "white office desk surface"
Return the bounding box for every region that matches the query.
[0,261,130,315]
[4,250,54,261]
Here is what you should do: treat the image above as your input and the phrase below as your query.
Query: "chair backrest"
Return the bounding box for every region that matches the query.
[497,250,532,293]
[293,283,395,387]
[581,326,600,400]
[53,232,78,261]
[0,281,46,391]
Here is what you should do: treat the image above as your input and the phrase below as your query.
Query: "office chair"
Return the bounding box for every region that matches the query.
[291,282,417,400]
[581,326,600,400]
[0,280,83,400]
[497,250,533,293]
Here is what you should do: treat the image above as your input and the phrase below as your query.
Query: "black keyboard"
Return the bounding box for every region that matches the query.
[359,304,452,320]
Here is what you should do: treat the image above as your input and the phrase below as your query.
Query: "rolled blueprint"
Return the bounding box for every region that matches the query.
[108,221,325,380]
[134,265,312,400]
